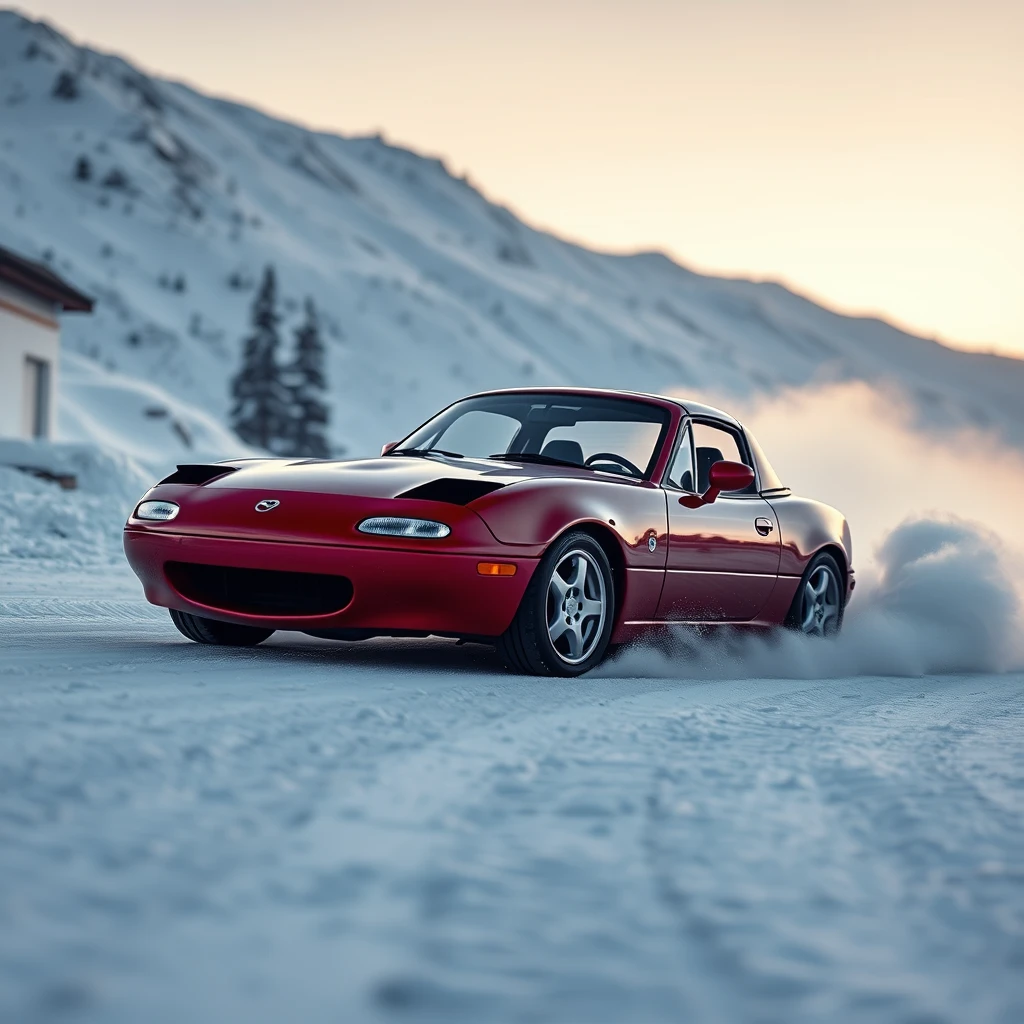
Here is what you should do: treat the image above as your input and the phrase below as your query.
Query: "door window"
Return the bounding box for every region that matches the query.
[691,421,755,493]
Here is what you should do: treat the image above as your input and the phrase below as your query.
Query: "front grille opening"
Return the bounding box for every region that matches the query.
[166,562,353,617]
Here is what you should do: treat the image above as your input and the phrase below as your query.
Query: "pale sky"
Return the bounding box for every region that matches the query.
[18,0,1024,356]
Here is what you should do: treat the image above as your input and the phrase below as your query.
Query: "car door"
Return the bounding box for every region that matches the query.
[656,419,781,621]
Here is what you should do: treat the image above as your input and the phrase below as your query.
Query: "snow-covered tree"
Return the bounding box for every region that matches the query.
[282,298,331,458]
[52,70,78,100]
[229,266,289,452]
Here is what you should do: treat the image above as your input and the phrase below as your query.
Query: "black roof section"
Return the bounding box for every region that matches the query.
[0,244,93,312]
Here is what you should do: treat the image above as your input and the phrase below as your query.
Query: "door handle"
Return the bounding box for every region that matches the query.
[755,517,774,536]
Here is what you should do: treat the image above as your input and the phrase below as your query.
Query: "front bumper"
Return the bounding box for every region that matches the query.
[124,529,536,637]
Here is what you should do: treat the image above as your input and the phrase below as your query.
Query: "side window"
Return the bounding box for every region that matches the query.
[437,410,519,458]
[691,421,755,494]
[665,425,695,491]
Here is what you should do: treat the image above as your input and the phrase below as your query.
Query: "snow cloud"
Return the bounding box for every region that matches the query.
[710,379,1024,566]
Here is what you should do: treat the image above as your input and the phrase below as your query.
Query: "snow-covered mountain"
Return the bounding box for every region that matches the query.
[2,8,1023,467]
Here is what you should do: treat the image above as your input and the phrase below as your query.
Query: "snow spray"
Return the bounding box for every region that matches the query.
[602,516,1024,679]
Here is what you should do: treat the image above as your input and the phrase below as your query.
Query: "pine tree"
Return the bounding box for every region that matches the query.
[283,298,331,458]
[230,266,289,451]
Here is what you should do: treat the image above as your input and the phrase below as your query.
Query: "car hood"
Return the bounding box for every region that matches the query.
[130,455,649,553]
[201,455,592,499]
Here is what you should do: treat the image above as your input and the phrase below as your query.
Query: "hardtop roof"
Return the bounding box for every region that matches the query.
[466,386,742,428]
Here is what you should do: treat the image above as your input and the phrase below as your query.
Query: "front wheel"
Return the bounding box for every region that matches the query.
[497,531,615,676]
[169,608,274,647]
[787,552,844,637]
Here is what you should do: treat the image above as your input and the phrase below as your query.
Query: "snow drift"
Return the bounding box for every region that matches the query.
[0,437,150,564]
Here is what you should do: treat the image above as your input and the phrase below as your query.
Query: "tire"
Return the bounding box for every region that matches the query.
[169,608,274,647]
[497,531,615,676]
[785,551,844,638]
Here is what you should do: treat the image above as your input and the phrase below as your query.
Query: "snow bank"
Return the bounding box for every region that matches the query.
[60,351,257,472]
[0,438,151,565]
[605,516,1024,679]
[0,437,152,502]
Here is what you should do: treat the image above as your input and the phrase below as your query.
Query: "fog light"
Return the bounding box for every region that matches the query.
[136,500,180,521]
[357,516,450,539]
[478,562,517,576]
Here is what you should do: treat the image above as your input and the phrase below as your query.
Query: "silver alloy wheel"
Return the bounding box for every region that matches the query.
[547,548,607,665]
[799,564,841,637]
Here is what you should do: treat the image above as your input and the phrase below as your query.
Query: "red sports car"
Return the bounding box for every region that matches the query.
[124,388,854,675]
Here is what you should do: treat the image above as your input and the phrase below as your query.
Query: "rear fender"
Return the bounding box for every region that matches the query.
[765,494,853,579]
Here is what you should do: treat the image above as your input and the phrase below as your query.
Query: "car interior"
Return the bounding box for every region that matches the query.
[540,439,585,465]
[696,446,726,493]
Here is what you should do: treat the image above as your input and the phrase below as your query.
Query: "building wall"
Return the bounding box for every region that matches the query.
[0,278,60,439]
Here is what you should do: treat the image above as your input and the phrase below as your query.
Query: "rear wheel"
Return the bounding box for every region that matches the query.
[497,531,615,676]
[787,552,844,637]
[169,608,274,647]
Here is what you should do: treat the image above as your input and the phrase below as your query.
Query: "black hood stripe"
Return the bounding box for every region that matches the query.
[396,479,506,505]
[160,465,238,486]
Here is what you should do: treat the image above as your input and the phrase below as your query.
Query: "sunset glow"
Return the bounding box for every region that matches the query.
[19,0,1023,355]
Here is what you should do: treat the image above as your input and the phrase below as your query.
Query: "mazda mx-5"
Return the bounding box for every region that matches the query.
[124,388,854,675]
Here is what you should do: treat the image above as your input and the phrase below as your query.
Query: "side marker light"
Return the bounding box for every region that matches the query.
[478,562,517,576]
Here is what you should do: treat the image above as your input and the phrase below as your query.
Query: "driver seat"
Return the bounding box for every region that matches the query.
[541,439,585,466]
[696,446,725,492]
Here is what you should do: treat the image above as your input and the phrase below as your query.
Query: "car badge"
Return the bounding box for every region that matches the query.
[648,535,657,552]
[255,499,281,512]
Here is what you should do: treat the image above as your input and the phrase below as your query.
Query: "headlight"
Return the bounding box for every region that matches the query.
[357,516,450,539]
[135,500,180,521]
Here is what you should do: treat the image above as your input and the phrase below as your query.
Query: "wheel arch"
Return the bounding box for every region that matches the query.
[785,544,848,634]
[816,543,849,595]
[554,520,628,627]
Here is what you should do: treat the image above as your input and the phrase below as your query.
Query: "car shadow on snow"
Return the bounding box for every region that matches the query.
[180,631,511,675]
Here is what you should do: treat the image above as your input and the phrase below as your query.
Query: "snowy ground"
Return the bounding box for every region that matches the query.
[2,556,1022,1024]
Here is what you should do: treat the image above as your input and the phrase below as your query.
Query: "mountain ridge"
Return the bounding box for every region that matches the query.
[2,7,1022,467]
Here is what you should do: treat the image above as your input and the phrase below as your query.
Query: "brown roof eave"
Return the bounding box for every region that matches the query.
[0,248,94,313]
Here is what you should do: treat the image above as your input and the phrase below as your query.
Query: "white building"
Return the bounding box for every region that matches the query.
[0,245,92,439]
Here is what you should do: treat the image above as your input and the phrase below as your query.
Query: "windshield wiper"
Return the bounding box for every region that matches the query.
[387,447,464,459]
[488,452,592,471]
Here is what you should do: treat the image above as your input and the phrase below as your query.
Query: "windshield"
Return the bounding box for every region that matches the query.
[390,393,671,479]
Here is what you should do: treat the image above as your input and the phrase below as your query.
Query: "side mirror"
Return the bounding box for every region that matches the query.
[679,460,755,508]
[381,441,400,456]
